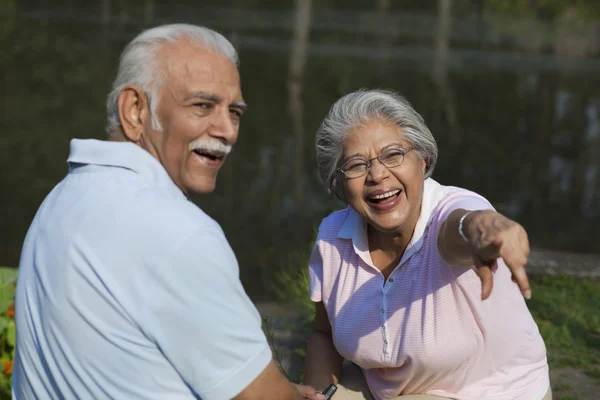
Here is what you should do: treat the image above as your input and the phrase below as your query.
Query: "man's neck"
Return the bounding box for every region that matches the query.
[107,129,128,142]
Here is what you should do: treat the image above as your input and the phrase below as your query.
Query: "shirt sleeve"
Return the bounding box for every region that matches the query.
[436,190,495,225]
[134,228,272,400]
[308,240,323,303]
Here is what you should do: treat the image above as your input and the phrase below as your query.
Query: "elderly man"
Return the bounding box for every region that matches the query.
[13,24,323,400]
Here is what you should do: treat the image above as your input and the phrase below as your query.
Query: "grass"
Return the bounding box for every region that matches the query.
[0,269,17,285]
[527,274,600,380]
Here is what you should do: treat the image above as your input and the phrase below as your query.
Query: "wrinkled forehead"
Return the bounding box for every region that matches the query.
[156,39,241,96]
[342,120,411,155]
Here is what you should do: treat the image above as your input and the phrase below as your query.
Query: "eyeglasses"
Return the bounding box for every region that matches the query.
[338,146,414,179]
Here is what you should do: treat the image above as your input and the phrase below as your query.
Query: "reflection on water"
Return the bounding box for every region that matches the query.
[1,1,599,298]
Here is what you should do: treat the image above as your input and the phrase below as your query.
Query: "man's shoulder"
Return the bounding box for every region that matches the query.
[136,188,218,226]
[50,167,227,263]
[128,187,222,237]
[100,184,226,262]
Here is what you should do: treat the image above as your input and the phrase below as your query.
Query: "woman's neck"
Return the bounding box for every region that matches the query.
[367,208,422,276]
[368,223,414,258]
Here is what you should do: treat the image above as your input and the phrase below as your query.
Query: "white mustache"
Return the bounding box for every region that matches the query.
[188,140,232,155]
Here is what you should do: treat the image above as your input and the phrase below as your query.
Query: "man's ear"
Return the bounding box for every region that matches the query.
[117,86,150,143]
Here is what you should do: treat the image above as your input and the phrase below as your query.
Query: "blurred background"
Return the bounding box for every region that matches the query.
[1,0,600,301]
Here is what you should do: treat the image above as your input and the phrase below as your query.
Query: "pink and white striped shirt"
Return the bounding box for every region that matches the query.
[308,178,549,400]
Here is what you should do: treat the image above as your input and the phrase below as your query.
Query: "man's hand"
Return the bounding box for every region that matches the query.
[293,384,326,400]
[463,210,531,301]
[233,361,306,400]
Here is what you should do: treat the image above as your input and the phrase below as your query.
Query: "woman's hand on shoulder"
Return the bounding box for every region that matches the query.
[463,210,531,301]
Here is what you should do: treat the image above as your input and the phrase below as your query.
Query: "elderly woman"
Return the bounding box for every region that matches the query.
[302,89,551,400]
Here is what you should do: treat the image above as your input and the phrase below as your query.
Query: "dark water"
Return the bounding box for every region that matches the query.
[2,1,599,298]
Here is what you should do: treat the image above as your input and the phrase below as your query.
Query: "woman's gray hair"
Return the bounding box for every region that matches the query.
[105,23,239,134]
[315,88,438,202]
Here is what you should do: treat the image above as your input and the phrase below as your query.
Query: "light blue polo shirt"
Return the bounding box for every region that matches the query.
[13,139,272,400]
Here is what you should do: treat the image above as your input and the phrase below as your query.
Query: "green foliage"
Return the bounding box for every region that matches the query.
[0,268,17,398]
[272,230,318,323]
[273,266,315,324]
[261,316,292,380]
[0,0,16,43]
[265,230,318,381]
[271,265,315,382]
[485,0,600,19]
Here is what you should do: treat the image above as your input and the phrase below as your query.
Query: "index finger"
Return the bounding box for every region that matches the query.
[477,265,494,300]
[509,265,531,299]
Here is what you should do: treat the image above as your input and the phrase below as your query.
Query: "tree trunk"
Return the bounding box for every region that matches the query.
[223,0,242,229]
[590,131,600,214]
[101,0,111,36]
[433,0,461,149]
[567,89,592,215]
[529,72,557,231]
[375,0,392,82]
[288,0,312,211]
[144,0,154,24]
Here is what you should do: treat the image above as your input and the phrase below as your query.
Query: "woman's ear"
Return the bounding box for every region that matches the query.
[117,86,150,143]
[340,179,347,203]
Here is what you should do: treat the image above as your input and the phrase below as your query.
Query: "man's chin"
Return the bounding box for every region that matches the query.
[184,177,217,195]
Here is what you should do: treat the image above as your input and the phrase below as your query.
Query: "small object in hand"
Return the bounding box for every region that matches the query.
[321,384,337,399]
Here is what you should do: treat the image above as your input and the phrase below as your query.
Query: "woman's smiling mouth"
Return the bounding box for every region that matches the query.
[366,189,402,211]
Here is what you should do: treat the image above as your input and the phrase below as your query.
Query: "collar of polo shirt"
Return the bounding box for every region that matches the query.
[337,178,446,268]
[67,138,187,201]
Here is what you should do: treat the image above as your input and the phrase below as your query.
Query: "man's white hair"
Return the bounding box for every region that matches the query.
[105,23,239,134]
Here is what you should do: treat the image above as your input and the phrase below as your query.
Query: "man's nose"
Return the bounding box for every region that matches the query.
[210,107,238,145]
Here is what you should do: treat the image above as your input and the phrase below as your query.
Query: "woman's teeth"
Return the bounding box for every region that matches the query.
[369,189,400,201]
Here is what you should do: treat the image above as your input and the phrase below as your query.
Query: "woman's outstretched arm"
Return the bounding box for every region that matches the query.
[437,208,531,300]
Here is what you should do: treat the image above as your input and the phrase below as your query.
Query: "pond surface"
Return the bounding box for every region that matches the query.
[2,0,599,297]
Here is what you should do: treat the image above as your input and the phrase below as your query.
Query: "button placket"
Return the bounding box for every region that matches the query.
[380,286,389,355]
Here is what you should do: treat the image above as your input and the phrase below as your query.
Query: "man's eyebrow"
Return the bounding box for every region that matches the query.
[184,92,248,112]
[232,101,248,112]
[185,91,220,102]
